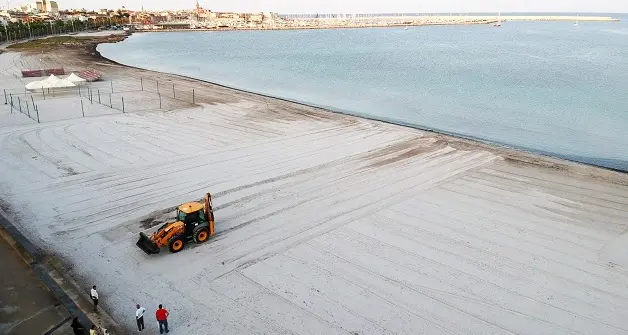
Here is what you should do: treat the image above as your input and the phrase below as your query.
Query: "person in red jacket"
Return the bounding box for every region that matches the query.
[155,304,169,334]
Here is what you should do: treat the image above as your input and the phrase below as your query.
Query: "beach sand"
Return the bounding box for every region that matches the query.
[0,42,627,334]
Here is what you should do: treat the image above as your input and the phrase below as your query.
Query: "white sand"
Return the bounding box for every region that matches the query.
[1,51,627,335]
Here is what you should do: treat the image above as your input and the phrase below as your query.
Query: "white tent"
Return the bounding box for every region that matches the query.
[41,74,60,85]
[49,78,76,88]
[66,73,86,84]
[25,80,46,90]
[43,74,76,88]
[25,74,76,91]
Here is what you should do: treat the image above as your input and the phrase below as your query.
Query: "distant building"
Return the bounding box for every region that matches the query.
[35,0,58,14]
[243,13,263,23]
[20,4,38,13]
[216,12,241,19]
[264,12,280,21]
[155,22,190,29]
[166,12,190,21]
[133,12,165,25]
[49,1,59,14]
[8,12,31,22]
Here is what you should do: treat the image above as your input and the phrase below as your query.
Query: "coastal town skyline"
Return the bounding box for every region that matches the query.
[4,0,628,13]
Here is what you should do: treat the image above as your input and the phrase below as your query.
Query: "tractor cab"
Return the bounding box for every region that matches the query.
[177,202,206,236]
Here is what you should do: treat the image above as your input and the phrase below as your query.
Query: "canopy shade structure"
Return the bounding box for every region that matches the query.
[66,73,87,84]
[25,80,46,90]
[25,74,76,90]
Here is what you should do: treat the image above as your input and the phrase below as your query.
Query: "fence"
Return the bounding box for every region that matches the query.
[83,78,202,111]
[7,92,40,123]
[78,85,120,112]
[3,88,118,124]
[139,77,253,108]
[138,77,199,108]
[2,77,215,124]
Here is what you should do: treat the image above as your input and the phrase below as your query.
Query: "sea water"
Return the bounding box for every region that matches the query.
[98,17,628,171]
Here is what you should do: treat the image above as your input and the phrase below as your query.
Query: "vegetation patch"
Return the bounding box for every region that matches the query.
[7,35,126,50]
[8,36,92,49]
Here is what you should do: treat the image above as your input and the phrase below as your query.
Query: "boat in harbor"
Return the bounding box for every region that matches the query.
[494,12,502,27]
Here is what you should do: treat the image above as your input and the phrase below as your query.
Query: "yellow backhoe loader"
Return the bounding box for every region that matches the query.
[136,192,215,254]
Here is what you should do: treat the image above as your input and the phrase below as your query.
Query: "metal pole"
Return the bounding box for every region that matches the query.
[172,84,175,99]
[78,85,81,96]
[156,80,159,94]
[110,81,113,93]
[36,107,40,123]
[192,89,195,104]
[141,78,143,91]
[42,88,46,100]
[26,101,30,117]
[109,93,112,108]
[18,97,22,113]
[3,89,6,104]
[81,99,84,117]
[98,90,101,104]
[31,95,35,108]
[90,89,93,104]
[159,93,162,109]
[10,94,13,112]
[122,97,125,113]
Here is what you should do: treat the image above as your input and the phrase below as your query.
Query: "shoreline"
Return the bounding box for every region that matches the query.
[137,15,619,32]
[91,34,628,174]
[137,20,497,32]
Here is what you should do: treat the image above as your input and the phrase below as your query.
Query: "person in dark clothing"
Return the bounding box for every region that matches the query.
[70,317,86,335]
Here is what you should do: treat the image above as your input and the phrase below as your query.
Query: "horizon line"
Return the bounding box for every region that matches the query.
[21,8,628,14]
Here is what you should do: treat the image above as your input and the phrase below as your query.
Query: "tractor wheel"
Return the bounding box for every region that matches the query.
[167,235,185,253]
[194,227,210,244]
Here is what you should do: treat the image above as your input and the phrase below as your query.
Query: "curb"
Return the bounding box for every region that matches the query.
[47,256,126,334]
[0,209,123,334]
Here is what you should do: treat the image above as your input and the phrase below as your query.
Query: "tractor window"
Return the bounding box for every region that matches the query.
[177,210,186,222]
[198,209,205,221]
[186,211,199,223]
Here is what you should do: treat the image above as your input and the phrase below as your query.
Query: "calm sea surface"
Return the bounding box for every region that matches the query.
[98,17,628,171]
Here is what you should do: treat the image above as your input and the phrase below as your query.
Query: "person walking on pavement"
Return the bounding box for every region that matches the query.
[136,304,146,331]
[155,304,169,334]
[90,286,99,312]
[70,317,86,335]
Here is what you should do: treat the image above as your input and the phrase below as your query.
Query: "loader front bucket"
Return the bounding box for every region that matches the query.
[136,232,160,255]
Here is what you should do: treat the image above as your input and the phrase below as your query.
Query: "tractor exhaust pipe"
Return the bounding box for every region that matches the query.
[136,232,161,255]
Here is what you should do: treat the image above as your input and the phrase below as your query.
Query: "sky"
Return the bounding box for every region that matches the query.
[14,0,628,13]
